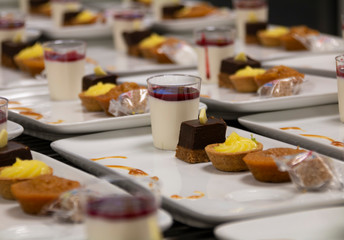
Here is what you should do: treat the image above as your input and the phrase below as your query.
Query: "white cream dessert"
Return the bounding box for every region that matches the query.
[112,11,144,52]
[233,0,268,41]
[0,98,7,132]
[148,84,200,150]
[0,12,26,44]
[336,57,344,122]
[86,195,162,240]
[44,48,85,101]
[51,0,81,27]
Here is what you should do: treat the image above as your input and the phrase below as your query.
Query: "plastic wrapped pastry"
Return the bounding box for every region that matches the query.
[257,76,303,97]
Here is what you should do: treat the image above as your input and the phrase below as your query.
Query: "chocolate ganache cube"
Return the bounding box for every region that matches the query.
[220,56,261,75]
[0,141,32,167]
[82,73,118,91]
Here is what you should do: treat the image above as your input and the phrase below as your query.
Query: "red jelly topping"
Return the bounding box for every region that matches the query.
[0,19,24,30]
[337,66,344,78]
[0,110,6,124]
[149,86,200,101]
[196,39,234,47]
[234,0,266,9]
[87,195,156,220]
[44,50,85,62]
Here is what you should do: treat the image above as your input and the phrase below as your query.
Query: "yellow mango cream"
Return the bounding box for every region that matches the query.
[75,10,95,23]
[214,132,258,153]
[234,66,266,77]
[15,43,43,59]
[139,34,166,48]
[84,82,116,96]
[0,158,50,178]
[264,27,289,37]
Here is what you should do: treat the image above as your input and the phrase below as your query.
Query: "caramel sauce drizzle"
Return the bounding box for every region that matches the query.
[47,119,64,124]
[280,127,305,131]
[106,165,148,176]
[85,57,98,65]
[19,111,43,120]
[300,134,344,147]
[9,107,33,111]
[106,65,116,71]
[8,101,21,105]
[171,191,205,200]
[91,156,127,161]
[200,94,210,98]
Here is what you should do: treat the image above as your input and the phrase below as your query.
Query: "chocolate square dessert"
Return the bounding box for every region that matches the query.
[218,55,261,89]
[122,29,153,57]
[82,73,118,91]
[63,10,83,26]
[0,141,32,167]
[175,117,227,164]
[162,4,185,19]
[245,22,267,44]
[1,40,32,69]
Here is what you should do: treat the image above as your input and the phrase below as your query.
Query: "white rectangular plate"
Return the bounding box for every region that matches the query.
[0,151,172,240]
[238,104,344,160]
[215,206,344,240]
[262,53,337,78]
[119,69,338,113]
[51,126,344,228]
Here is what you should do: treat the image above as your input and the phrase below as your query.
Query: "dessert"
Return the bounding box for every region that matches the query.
[113,10,145,52]
[86,195,161,240]
[95,82,143,115]
[280,25,319,51]
[19,0,51,16]
[147,75,201,150]
[0,98,7,132]
[195,26,234,84]
[14,42,45,76]
[205,132,263,172]
[219,53,261,89]
[336,55,344,122]
[82,66,117,91]
[0,141,32,167]
[257,26,289,46]
[1,38,32,69]
[254,65,304,87]
[63,9,99,26]
[51,0,82,27]
[233,0,268,41]
[139,33,167,59]
[123,29,153,57]
[243,148,306,183]
[174,3,217,19]
[229,66,266,92]
[175,113,227,164]
[0,158,53,200]
[162,4,184,19]
[11,175,81,215]
[152,0,182,20]
[245,12,267,44]
[79,82,117,111]
[43,40,86,101]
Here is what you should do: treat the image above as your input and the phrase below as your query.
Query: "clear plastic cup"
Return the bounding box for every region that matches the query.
[336,55,344,122]
[0,97,8,132]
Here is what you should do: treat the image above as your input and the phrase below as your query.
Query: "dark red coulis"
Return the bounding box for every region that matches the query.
[0,20,24,30]
[336,66,344,78]
[149,86,199,101]
[235,0,266,9]
[44,50,85,62]
[0,110,6,124]
[87,195,156,220]
[196,39,234,47]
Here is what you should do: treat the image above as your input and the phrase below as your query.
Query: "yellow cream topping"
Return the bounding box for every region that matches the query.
[139,34,166,48]
[84,82,116,96]
[94,65,107,76]
[0,158,50,178]
[234,52,247,62]
[12,32,23,43]
[247,12,258,22]
[199,108,207,124]
[15,43,43,60]
[234,66,266,77]
[264,27,289,37]
[214,132,257,153]
[0,129,8,148]
[74,10,95,23]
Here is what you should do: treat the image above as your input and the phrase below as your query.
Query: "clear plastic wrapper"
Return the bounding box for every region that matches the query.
[108,88,149,117]
[294,34,344,52]
[159,41,197,66]
[257,76,303,97]
[274,151,344,191]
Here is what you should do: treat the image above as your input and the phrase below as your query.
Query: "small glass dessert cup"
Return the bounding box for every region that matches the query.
[0,97,8,132]
[194,26,235,84]
[112,9,145,52]
[147,74,201,150]
[43,40,86,101]
[336,55,344,123]
[51,0,82,27]
[232,0,268,42]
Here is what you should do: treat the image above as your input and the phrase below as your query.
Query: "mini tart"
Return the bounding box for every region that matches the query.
[14,56,45,76]
[229,75,259,93]
[257,30,283,47]
[0,166,53,200]
[78,92,104,112]
[205,142,263,172]
[11,175,80,215]
[243,148,306,183]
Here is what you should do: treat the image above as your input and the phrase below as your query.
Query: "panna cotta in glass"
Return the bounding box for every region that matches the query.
[232,0,268,42]
[86,194,162,240]
[113,10,144,52]
[147,74,201,150]
[51,0,81,27]
[194,26,235,84]
[0,11,26,44]
[336,55,344,122]
[43,40,86,101]
[0,97,8,132]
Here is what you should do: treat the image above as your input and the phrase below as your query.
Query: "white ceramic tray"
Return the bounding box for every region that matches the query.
[214,206,344,240]
[262,53,338,78]
[119,69,338,113]
[51,126,344,228]
[8,121,24,140]
[238,104,344,160]
[0,151,173,240]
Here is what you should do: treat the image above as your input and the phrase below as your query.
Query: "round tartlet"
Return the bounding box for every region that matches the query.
[205,142,263,172]
[243,147,306,183]
[229,75,259,93]
[0,166,53,200]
